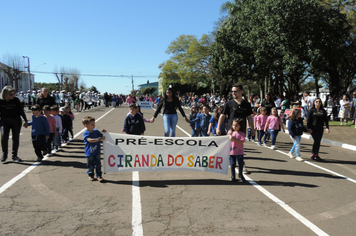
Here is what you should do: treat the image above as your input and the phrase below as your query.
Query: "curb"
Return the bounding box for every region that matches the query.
[285,130,356,152]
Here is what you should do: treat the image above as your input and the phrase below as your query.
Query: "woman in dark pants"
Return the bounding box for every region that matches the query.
[0,86,28,162]
[307,98,330,161]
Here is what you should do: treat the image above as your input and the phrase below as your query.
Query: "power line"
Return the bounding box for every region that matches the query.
[32,71,159,78]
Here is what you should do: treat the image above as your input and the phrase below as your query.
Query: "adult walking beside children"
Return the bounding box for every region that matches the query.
[216,84,254,136]
[36,87,56,109]
[307,97,330,161]
[0,86,28,162]
[150,87,189,137]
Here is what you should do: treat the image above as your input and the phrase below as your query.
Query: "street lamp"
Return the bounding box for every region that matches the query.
[34,63,46,71]
[22,56,32,90]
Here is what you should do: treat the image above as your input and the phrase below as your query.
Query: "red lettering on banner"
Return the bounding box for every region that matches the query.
[134,155,141,167]
[142,155,149,167]
[168,154,174,166]
[215,157,223,169]
[108,155,115,167]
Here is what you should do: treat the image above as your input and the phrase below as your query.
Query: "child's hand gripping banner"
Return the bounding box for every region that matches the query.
[103,133,230,175]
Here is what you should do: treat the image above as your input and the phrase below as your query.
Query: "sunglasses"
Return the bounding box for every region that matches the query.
[231,90,241,93]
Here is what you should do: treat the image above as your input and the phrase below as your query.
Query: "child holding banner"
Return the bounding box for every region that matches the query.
[228,118,246,182]
[82,116,106,182]
[124,103,146,135]
[197,104,211,137]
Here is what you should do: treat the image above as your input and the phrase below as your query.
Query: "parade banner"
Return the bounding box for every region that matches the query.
[137,101,153,109]
[103,133,230,175]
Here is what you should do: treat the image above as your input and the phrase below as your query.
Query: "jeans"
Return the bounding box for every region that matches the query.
[290,135,301,157]
[269,129,279,146]
[303,106,308,118]
[248,128,255,140]
[191,128,199,137]
[46,133,54,154]
[311,126,324,155]
[200,129,208,137]
[1,117,22,157]
[230,155,244,179]
[258,130,266,144]
[86,153,102,177]
[162,114,178,137]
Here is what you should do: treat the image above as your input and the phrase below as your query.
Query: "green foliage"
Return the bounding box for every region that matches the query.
[88,86,99,94]
[160,34,213,93]
[140,86,157,95]
[211,0,354,96]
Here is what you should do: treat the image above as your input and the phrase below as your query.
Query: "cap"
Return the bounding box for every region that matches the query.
[59,107,66,112]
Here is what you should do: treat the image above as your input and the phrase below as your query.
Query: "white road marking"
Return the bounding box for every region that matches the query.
[244,175,329,236]
[0,108,115,196]
[132,171,143,236]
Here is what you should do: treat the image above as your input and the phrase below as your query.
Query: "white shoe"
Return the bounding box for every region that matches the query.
[257,143,261,146]
[295,157,304,162]
[270,145,276,150]
[262,143,267,147]
[288,152,294,158]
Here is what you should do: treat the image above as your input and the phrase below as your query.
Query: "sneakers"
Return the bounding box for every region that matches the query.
[262,143,267,147]
[12,156,22,162]
[270,145,276,150]
[295,157,304,162]
[89,176,96,181]
[230,177,236,182]
[257,143,261,146]
[314,155,323,162]
[36,157,43,162]
[47,153,53,157]
[288,152,294,158]
[238,175,246,182]
[311,154,316,160]
[97,176,104,182]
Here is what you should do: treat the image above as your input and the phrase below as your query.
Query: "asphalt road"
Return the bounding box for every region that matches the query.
[1,104,356,236]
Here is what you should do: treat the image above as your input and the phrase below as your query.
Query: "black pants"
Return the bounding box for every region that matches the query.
[1,117,22,158]
[311,126,324,155]
[32,135,46,159]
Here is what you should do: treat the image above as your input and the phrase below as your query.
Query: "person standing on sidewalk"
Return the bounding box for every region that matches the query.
[0,86,29,162]
[307,98,330,161]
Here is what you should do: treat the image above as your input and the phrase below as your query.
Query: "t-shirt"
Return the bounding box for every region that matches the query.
[83,129,103,157]
[266,115,281,130]
[44,115,56,133]
[209,115,227,135]
[228,130,245,155]
[255,115,268,130]
[222,99,252,133]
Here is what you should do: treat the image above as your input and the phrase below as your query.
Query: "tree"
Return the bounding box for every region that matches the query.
[34,82,60,92]
[212,0,353,97]
[88,86,99,94]
[140,87,157,96]
[160,34,213,93]
[53,66,81,92]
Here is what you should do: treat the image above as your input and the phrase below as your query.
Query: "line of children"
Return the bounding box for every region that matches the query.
[43,105,56,157]
[26,105,50,162]
[264,107,285,150]
[196,104,211,137]
[51,105,62,151]
[255,107,268,146]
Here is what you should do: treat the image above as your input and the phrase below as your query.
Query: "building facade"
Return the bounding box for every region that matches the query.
[0,62,34,92]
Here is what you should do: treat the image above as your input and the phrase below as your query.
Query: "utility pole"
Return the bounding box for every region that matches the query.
[131,75,134,94]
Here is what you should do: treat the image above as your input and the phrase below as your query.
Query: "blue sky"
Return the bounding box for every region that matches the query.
[0,0,227,94]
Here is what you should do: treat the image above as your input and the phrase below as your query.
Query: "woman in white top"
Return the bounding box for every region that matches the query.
[339,95,351,125]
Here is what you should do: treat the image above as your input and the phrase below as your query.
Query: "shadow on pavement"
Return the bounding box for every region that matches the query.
[250,166,344,180]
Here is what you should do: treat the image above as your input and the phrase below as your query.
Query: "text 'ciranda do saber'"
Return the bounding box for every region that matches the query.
[103,133,230,174]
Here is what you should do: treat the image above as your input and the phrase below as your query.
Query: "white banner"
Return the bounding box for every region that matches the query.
[103,133,230,175]
[137,101,153,109]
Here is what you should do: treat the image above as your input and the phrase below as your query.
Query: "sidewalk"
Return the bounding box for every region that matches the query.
[301,124,356,151]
